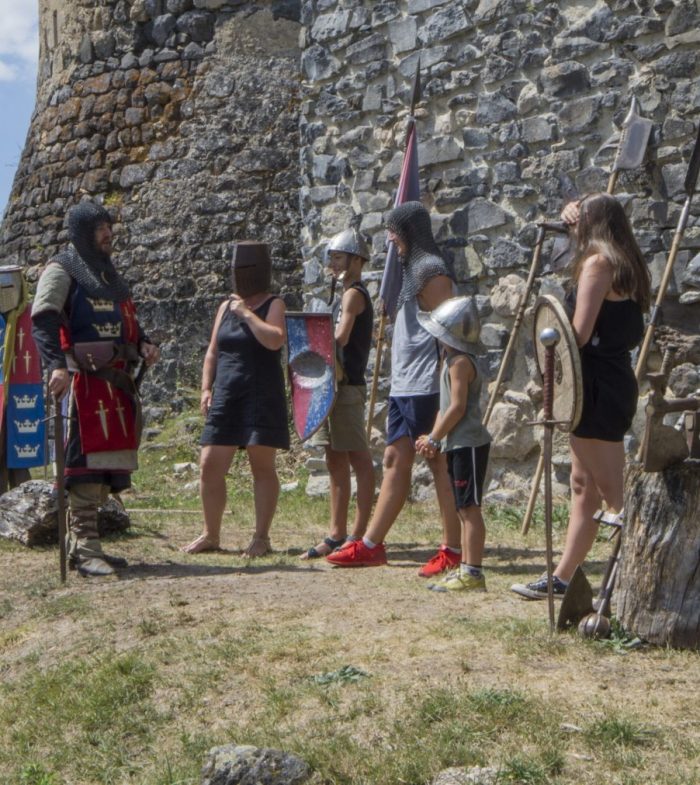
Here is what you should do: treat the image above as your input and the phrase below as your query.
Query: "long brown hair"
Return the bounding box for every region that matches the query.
[572,192,651,312]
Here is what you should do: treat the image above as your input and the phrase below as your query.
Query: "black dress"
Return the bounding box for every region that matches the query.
[570,295,644,442]
[200,297,289,449]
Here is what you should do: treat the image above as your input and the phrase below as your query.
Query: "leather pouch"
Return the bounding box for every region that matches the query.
[73,341,118,372]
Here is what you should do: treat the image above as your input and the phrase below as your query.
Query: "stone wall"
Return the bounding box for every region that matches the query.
[299,0,700,494]
[2,0,700,492]
[0,0,303,402]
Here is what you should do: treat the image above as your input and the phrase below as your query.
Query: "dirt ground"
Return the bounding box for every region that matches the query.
[1,500,699,785]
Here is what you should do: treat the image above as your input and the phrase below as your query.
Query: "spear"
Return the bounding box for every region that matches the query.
[635,121,700,381]
[366,59,421,440]
[521,96,653,537]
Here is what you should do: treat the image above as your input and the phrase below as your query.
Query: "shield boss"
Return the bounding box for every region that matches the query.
[533,295,582,432]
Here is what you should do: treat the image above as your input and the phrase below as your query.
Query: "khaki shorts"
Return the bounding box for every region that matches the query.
[310,384,369,452]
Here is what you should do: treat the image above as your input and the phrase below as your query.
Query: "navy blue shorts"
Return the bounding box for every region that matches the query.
[446,444,490,509]
[386,394,440,445]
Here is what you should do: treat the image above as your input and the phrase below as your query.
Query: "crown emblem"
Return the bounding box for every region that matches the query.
[87,298,116,312]
[15,418,40,434]
[13,393,38,409]
[14,444,40,458]
[94,322,122,339]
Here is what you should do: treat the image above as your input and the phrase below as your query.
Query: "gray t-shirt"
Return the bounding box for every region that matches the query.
[439,352,491,450]
[390,295,440,396]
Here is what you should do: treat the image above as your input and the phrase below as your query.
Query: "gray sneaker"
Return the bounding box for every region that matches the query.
[511,574,568,600]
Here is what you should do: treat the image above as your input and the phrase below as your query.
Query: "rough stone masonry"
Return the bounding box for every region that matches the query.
[1,0,699,491]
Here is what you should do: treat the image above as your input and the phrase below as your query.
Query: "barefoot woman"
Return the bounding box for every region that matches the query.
[512,193,651,599]
[182,242,289,557]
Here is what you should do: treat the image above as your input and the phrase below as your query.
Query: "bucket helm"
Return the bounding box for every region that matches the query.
[231,241,272,298]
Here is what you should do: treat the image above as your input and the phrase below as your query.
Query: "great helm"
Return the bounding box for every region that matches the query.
[326,229,370,262]
[0,266,24,314]
[417,296,481,353]
[231,241,272,298]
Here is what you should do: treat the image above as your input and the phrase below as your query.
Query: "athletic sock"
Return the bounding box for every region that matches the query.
[461,563,483,578]
[362,536,377,549]
[445,545,462,555]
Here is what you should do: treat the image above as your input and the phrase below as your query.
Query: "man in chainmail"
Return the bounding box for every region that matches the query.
[32,201,159,577]
[328,201,462,575]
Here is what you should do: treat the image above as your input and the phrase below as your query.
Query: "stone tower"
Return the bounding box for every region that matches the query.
[1,0,303,400]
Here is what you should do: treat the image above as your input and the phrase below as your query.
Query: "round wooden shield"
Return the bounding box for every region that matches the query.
[532,295,583,432]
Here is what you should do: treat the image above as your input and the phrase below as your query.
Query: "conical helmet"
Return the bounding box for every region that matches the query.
[326,228,370,261]
[417,296,481,353]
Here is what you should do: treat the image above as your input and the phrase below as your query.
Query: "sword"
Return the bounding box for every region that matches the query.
[635,121,700,381]
[53,394,67,583]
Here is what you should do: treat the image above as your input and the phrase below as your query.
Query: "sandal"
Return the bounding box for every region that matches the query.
[300,536,346,560]
[243,536,272,558]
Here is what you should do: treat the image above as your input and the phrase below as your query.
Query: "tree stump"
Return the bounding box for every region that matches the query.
[616,461,700,649]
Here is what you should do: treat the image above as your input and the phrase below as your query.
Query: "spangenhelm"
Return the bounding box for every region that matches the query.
[231,241,272,298]
[417,296,481,353]
[0,266,24,313]
[326,229,370,262]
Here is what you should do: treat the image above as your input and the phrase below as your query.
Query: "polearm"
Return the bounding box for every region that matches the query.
[482,221,569,427]
[635,121,700,381]
[520,96,652,536]
[366,60,421,440]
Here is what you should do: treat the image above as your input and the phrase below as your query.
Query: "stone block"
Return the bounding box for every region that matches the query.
[407,0,450,13]
[176,10,215,42]
[302,44,341,81]
[475,92,517,125]
[372,2,401,26]
[521,115,552,143]
[541,61,590,98]
[119,163,155,188]
[193,0,228,8]
[418,135,462,166]
[151,14,177,46]
[200,744,312,785]
[346,33,386,64]
[166,0,193,11]
[311,10,351,43]
[491,273,527,317]
[419,5,472,46]
[488,399,536,461]
[558,95,599,133]
[388,16,417,53]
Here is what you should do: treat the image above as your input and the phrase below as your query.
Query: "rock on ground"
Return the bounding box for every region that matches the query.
[0,480,130,546]
[201,744,314,785]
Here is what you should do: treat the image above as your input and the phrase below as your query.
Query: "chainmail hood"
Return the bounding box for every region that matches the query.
[54,201,130,302]
[387,201,453,311]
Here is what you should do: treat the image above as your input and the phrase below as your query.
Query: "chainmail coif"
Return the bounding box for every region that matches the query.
[54,201,131,302]
[387,201,454,312]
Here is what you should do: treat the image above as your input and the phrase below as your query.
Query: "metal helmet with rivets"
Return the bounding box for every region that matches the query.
[417,296,481,353]
[326,228,370,261]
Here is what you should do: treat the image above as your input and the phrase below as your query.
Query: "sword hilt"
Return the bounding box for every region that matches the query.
[540,327,560,421]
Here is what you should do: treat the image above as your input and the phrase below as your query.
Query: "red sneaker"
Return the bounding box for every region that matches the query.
[326,539,387,567]
[418,545,461,578]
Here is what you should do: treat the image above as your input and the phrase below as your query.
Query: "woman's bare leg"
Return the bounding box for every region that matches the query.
[555,435,624,582]
[182,445,236,553]
[244,445,279,557]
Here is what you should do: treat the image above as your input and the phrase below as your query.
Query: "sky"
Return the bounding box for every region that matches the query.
[0,1,39,217]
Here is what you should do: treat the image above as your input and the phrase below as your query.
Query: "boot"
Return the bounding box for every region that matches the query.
[75,557,115,578]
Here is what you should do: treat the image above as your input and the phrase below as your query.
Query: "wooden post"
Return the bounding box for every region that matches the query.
[616,462,700,649]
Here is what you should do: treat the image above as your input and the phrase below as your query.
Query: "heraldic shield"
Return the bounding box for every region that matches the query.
[286,312,337,441]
